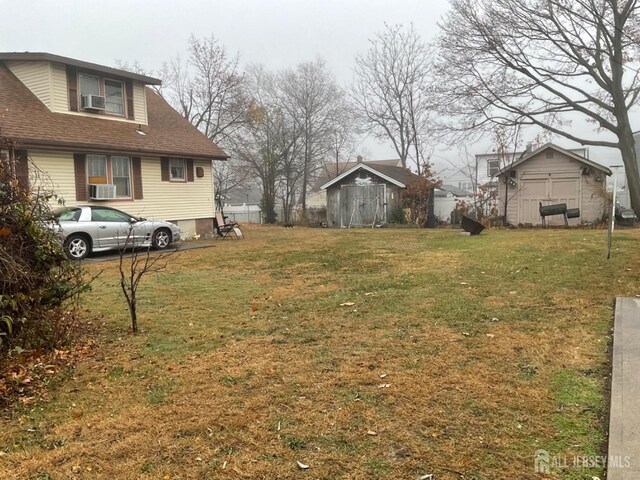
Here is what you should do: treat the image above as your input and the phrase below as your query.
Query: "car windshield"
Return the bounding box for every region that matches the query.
[54,207,81,222]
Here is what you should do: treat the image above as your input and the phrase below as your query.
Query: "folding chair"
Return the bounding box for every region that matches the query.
[214,211,243,239]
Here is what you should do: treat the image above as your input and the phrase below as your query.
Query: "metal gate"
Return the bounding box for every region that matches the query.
[340,184,386,227]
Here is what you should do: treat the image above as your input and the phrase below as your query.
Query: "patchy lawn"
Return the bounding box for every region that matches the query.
[2,226,639,480]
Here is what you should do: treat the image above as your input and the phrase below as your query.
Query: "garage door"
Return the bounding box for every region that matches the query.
[519,174,581,226]
[340,184,386,227]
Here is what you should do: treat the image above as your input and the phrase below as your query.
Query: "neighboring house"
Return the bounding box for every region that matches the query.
[437,166,476,192]
[222,187,262,223]
[0,52,227,236]
[434,184,475,222]
[321,159,417,227]
[497,143,611,226]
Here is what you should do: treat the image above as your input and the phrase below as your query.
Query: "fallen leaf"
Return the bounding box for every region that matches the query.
[417,475,433,480]
[462,332,470,337]
[460,282,469,285]
[340,302,355,307]
[367,430,377,436]
[297,460,310,469]
[378,383,391,388]
[486,334,495,338]
[379,373,387,379]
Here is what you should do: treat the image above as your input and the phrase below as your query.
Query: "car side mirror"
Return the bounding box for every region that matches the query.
[129,217,138,224]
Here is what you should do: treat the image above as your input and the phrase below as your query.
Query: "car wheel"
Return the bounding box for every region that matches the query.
[65,234,90,260]
[152,228,171,250]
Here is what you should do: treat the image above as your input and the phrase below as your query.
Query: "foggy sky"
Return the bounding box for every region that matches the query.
[0,0,629,171]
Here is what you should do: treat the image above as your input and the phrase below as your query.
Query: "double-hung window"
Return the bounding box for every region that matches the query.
[111,156,131,197]
[86,155,131,198]
[170,158,186,181]
[78,74,125,116]
[79,74,100,97]
[105,79,124,115]
[87,154,108,184]
[487,159,500,177]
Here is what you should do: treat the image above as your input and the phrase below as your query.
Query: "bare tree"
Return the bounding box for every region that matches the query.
[233,66,301,223]
[436,0,640,216]
[118,226,177,333]
[164,35,248,146]
[279,59,350,216]
[352,23,433,174]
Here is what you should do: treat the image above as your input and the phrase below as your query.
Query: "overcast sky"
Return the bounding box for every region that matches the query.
[0,0,629,173]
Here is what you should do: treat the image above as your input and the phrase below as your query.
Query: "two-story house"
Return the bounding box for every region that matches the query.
[0,52,228,236]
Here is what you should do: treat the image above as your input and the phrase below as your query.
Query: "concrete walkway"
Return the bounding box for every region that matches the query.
[84,241,215,264]
[608,297,640,479]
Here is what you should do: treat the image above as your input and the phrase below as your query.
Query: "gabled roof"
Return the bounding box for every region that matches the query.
[0,52,161,85]
[320,162,416,189]
[498,143,612,176]
[312,159,401,191]
[0,63,227,160]
[436,184,475,197]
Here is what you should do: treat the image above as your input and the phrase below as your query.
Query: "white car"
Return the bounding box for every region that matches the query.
[52,206,181,260]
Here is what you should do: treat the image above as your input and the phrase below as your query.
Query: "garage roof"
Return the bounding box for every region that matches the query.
[499,143,612,175]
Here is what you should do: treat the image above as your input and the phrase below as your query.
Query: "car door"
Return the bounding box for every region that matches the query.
[91,207,133,248]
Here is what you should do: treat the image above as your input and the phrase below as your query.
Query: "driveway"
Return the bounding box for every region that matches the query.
[82,241,215,264]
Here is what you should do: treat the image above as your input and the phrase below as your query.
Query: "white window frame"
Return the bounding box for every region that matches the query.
[86,154,132,199]
[487,159,500,178]
[79,73,101,97]
[104,78,124,116]
[170,158,186,181]
[111,156,131,198]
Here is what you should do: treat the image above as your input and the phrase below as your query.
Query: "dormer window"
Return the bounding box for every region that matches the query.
[105,79,124,115]
[78,73,124,116]
[79,74,100,97]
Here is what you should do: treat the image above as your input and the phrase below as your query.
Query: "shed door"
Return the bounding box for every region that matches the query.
[518,174,581,225]
[340,184,386,227]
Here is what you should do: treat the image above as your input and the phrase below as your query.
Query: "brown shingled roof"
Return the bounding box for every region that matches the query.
[0,63,228,160]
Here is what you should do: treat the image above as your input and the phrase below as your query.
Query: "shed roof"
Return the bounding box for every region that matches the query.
[0,63,227,160]
[320,162,417,190]
[312,159,401,191]
[498,143,612,175]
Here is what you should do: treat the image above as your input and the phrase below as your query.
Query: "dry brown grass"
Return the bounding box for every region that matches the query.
[1,226,638,480]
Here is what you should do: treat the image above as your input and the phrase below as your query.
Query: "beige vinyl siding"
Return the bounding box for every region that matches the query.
[50,62,69,112]
[30,151,214,223]
[133,83,148,125]
[6,61,52,109]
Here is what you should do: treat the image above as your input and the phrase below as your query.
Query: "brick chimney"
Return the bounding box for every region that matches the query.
[357,155,363,163]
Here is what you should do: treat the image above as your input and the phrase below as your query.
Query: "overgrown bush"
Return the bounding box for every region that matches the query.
[0,141,90,352]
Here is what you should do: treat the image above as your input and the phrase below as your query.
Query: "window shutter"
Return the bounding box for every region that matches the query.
[125,79,135,120]
[160,157,170,182]
[187,159,194,182]
[15,150,29,191]
[132,156,143,199]
[73,153,87,201]
[67,65,79,112]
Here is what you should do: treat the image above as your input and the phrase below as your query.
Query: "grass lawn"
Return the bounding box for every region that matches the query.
[1,226,639,480]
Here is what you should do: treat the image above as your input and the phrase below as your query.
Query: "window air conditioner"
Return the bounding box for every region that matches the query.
[89,184,116,200]
[81,94,106,110]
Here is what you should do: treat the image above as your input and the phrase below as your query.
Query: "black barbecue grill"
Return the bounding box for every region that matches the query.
[539,202,580,227]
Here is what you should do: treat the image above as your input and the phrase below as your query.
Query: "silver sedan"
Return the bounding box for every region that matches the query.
[52,206,181,260]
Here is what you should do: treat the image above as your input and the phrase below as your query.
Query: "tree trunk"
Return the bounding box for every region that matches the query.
[618,132,640,217]
[129,299,138,333]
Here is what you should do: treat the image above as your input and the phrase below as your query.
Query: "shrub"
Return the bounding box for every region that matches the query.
[0,141,90,352]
